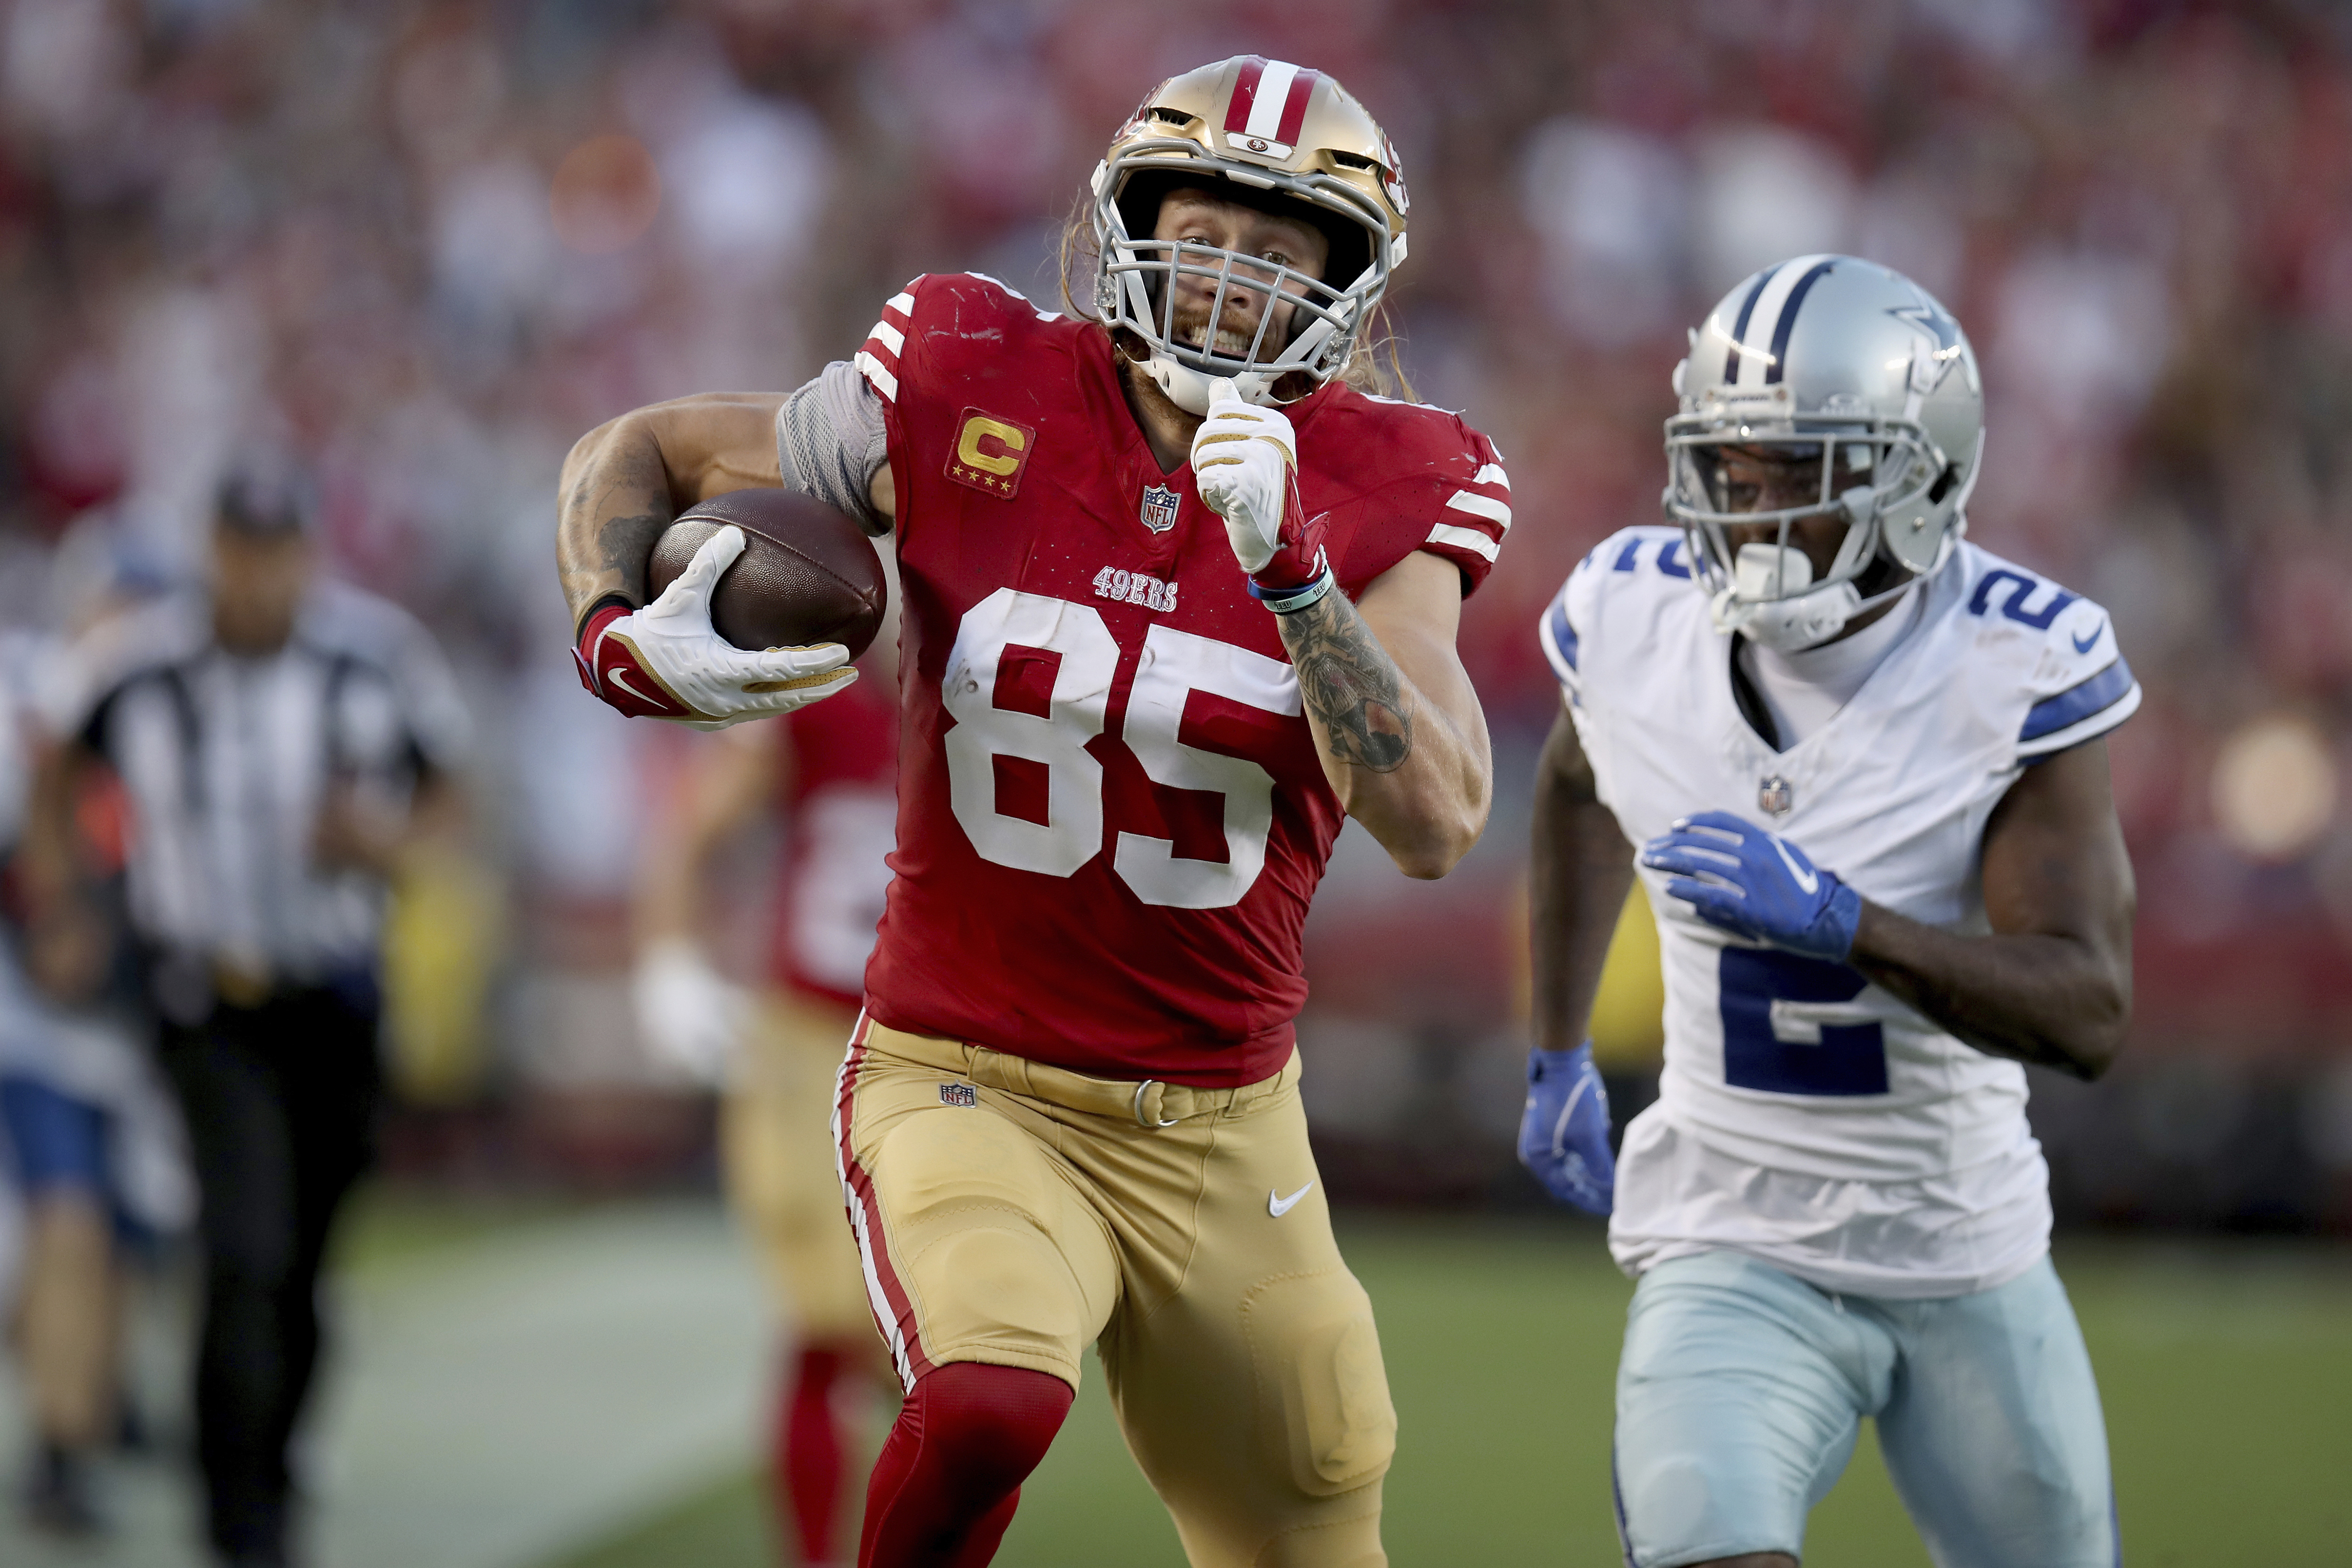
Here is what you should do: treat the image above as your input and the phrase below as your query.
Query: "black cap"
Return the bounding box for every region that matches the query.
[215,460,318,539]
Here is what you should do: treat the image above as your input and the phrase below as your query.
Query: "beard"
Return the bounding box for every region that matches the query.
[1170,296,1286,360]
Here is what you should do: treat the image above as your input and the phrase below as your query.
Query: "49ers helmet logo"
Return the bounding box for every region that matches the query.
[1378,131,1410,216]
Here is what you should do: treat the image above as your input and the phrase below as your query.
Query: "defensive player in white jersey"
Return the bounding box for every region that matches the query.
[1522,255,2138,1568]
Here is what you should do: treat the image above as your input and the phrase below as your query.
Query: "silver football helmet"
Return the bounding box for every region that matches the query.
[1663,255,1984,649]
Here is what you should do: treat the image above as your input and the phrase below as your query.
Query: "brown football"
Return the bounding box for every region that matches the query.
[647,488,887,657]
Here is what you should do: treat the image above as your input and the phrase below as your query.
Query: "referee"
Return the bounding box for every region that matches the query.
[26,469,470,1568]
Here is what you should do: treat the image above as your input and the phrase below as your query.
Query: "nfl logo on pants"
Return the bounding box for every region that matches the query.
[1139,484,1180,534]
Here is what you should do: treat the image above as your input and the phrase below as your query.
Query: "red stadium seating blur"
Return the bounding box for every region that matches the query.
[3,0,2348,1220]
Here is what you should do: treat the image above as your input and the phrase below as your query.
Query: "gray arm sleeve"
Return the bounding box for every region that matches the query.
[776,360,892,537]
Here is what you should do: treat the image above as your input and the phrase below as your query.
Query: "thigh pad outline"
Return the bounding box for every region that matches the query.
[1241,1268,1398,1499]
[866,1105,1116,1383]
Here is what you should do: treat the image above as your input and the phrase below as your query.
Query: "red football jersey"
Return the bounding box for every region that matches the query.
[770,671,898,1011]
[854,273,1508,1087]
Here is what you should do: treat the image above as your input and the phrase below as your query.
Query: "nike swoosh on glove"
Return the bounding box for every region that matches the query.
[1517,1043,1614,1215]
[1640,809,1863,961]
[575,525,856,731]
[1190,379,1328,592]
[633,939,747,1086]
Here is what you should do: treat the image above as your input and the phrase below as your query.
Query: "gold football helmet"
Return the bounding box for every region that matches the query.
[1090,56,1410,414]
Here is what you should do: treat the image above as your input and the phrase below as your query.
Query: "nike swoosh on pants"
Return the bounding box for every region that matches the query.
[1268,1182,1315,1217]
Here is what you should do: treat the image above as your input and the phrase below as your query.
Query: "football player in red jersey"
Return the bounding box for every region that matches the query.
[558,57,1510,1568]
[635,644,900,1568]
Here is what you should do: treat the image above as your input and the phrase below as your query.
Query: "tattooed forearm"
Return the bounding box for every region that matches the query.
[1279,591,1414,773]
[556,425,675,626]
[595,511,667,590]
[556,393,790,632]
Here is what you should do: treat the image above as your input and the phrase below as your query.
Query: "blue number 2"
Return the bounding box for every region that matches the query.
[1968,568,2078,630]
[1718,948,1889,1097]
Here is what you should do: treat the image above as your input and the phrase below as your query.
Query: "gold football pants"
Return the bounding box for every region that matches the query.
[834,1018,1395,1568]
[723,990,874,1342]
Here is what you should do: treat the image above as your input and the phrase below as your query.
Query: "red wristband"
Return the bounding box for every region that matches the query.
[574,603,688,719]
[1246,478,1330,594]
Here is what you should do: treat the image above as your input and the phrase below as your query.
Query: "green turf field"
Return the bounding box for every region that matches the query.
[545,1216,2352,1567]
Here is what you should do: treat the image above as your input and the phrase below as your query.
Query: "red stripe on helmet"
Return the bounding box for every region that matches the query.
[1275,68,1321,146]
[1225,56,1266,135]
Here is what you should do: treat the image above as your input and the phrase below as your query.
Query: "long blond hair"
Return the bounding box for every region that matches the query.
[1057,199,1416,404]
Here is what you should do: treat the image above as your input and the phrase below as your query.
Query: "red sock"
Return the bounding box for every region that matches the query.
[856,1361,1073,1568]
[780,1346,848,1563]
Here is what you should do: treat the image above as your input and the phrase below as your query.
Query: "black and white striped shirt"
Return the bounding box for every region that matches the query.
[63,582,471,982]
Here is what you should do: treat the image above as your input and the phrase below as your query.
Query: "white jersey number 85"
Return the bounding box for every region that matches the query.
[940,587,1300,910]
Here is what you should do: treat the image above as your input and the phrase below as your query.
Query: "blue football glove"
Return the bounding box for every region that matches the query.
[1640,809,1863,961]
[1517,1043,1614,1215]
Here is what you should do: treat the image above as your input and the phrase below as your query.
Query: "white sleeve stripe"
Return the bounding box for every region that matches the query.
[2017,683,2142,758]
[885,291,916,315]
[853,350,898,403]
[1473,463,1510,490]
[1426,522,1501,562]
[867,320,905,355]
[1445,491,1512,529]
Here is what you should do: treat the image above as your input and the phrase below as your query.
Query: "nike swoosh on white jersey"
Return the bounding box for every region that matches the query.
[1268,1182,1315,1217]
[1769,835,1819,894]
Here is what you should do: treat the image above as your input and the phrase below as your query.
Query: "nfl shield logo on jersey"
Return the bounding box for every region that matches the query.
[1139,484,1180,534]
[1758,774,1794,817]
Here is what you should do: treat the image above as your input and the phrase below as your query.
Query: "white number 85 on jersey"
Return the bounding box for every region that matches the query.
[942,588,1300,910]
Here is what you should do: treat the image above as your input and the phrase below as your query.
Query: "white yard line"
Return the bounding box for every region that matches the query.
[1,1199,767,1568]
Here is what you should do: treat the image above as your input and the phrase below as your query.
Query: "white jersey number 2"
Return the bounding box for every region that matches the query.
[941,588,1300,909]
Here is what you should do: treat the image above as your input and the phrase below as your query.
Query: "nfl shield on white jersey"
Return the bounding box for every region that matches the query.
[1544,526,2137,1295]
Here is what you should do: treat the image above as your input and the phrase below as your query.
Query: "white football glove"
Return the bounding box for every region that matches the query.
[578,525,856,732]
[633,938,748,1086]
[1191,380,1300,576]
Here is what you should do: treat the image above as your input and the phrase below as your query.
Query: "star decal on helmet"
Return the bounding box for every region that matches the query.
[1887,298,1965,393]
[1887,297,1961,351]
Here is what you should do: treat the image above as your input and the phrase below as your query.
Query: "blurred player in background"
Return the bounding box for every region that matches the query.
[633,628,900,1568]
[561,55,1508,1568]
[0,623,193,1536]
[27,468,471,1568]
[1526,256,2137,1568]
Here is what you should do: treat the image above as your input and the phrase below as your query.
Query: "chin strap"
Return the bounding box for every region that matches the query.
[1705,527,1948,652]
[1713,572,1924,652]
[1711,581,1858,651]
[1149,354,1284,416]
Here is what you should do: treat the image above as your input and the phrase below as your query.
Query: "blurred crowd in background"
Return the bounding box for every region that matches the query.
[2,0,2351,1226]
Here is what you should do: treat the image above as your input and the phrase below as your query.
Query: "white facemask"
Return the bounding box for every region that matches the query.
[1708,544,1860,651]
